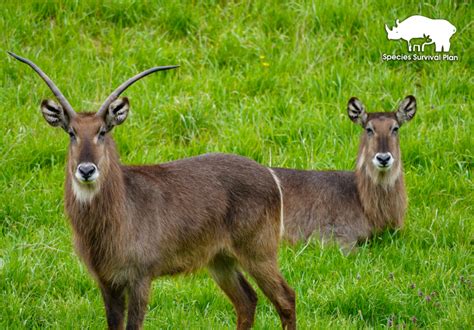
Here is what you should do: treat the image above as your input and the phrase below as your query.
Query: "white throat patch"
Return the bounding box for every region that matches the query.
[72,179,99,204]
[370,163,401,188]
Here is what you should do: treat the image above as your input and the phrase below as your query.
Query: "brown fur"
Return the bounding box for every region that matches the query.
[63,115,295,329]
[273,96,416,250]
[32,109,297,330]
[9,53,295,329]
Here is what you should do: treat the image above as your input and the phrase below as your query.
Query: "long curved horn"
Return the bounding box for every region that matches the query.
[385,24,391,33]
[7,51,76,119]
[96,65,179,117]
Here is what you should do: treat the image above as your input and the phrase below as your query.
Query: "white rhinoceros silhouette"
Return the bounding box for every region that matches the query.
[385,15,456,52]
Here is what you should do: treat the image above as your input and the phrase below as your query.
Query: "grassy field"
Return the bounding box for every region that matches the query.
[1,1,472,328]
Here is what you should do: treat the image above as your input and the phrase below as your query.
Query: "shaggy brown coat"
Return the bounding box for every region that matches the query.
[10,52,295,330]
[273,96,416,249]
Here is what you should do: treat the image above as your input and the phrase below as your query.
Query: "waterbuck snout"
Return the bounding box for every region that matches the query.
[273,96,416,250]
[10,51,296,330]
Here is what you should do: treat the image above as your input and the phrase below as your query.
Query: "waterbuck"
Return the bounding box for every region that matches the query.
[9,52,295,330]
[273,96,416,250]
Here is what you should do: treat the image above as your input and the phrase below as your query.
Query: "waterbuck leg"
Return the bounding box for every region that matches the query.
[241,258,296,330]
[126,277,151,330]
[99,282,126,330]
[208,254,258,330]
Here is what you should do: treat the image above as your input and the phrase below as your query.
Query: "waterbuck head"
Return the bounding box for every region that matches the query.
[8,52,177,199]
[347,95,416,185]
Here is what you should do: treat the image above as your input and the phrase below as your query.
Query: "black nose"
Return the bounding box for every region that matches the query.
[78,163,97,179]
[376,153,391,165]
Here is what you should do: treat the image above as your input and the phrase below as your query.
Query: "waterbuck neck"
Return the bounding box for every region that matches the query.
[65,135,127,272]
[355,150,407,231]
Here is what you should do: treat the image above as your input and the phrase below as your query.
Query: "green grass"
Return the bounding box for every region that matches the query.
[1,1,472,328]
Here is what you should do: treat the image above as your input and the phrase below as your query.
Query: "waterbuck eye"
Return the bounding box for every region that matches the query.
[392,126,399,135]
[68,130,76,141]
[97,129,106,141]
[366,127,374,136]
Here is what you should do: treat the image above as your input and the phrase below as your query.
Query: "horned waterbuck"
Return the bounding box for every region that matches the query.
[9,52,295,330]
[273,96,416,250]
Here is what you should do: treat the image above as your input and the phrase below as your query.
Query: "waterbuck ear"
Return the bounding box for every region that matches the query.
[103,97,130,131]
[396,95,416,125]
[347,97,367,126]
[40,99,70,130]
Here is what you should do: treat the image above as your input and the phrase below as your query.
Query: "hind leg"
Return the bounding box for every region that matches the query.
[208,254,258,330]
[239,256,296,330]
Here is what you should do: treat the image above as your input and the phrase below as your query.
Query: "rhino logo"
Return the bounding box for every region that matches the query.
[385,15,456,52]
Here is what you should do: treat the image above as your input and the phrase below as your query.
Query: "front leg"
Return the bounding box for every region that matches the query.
[126,277,152,330]
[99,282,126,330]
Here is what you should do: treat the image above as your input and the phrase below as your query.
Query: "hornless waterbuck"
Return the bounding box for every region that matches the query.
[273,96,416,250]
[9,52,295,330]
